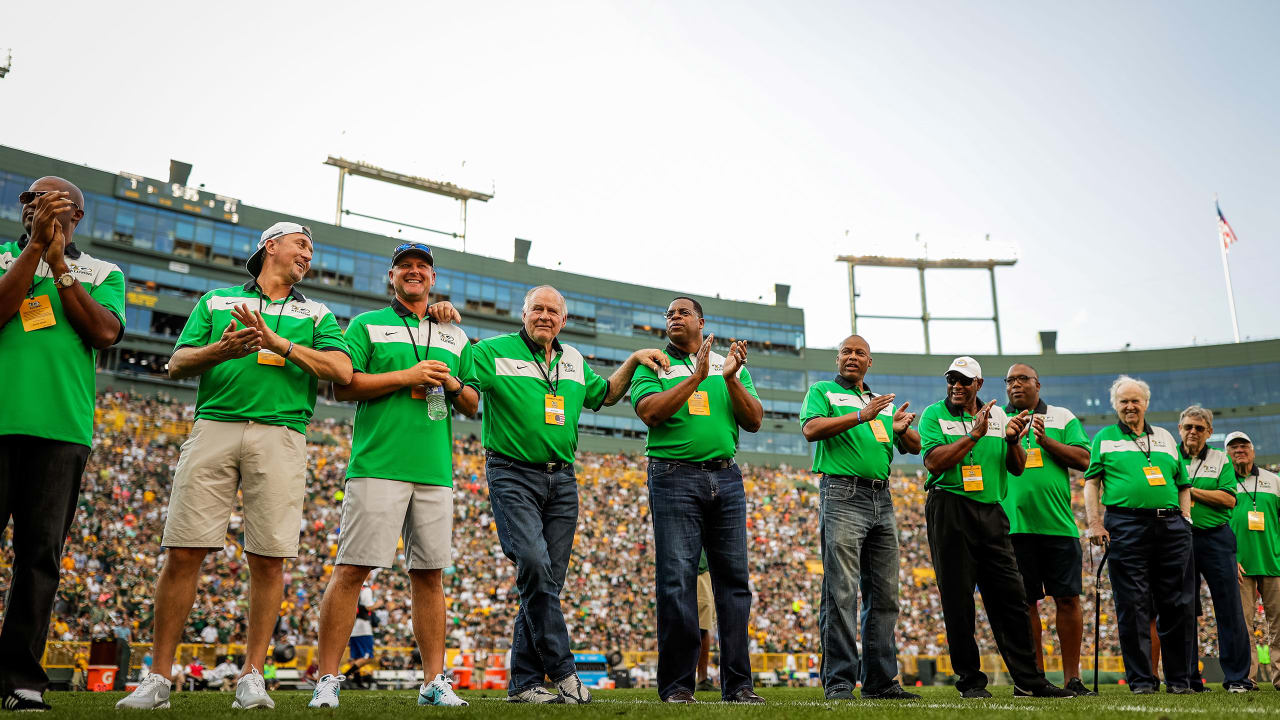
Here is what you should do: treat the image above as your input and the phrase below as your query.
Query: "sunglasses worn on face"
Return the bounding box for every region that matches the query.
[20,190,81,211]
[1181,424,1208,432]
[946,375,975,387]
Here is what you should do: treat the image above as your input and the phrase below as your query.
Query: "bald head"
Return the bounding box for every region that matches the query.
[836,334,873,383]
[22,176,85,236]
[32,177,84,208]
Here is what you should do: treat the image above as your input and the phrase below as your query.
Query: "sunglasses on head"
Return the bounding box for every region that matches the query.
[19,190,81,212]
[394,242,432,255]
[946,374,976,387]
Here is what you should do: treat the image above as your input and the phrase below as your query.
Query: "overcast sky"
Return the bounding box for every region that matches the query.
[4,0,1277,354]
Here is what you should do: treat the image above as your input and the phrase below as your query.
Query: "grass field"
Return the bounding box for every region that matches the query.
[46,686,1280,719]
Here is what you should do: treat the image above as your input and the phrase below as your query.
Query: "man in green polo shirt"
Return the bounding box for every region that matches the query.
[310,242,474,709]
[630,296,765,705]
[0,179,124,711]
[467,284,666,704]
[119,221,352,712]
[1178,405,1251,691]
[800,334,921,701]
[919,357,1073,699]
[1226,432,1280,688]
[1000,363,1093,695]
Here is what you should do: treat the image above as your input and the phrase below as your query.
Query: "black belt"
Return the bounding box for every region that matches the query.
[824,474,889,491]
[1106,505,1182,518]
[650,457,734,471]
[486,451,571,474]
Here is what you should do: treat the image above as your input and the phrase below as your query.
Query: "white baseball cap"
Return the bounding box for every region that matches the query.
[247,221,312,277]
[1224,431,1253,446]
[945,356,982,380]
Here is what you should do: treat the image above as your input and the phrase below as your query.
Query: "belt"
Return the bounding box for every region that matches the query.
[649,457,734,472]
[824,474,889,490]
[1105,505,1182,518]
[485,451,571,474]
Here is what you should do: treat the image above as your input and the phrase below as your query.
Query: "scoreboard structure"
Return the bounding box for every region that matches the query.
[114,172,240,224]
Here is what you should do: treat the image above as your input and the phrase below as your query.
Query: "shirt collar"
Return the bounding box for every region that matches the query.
[833,374,871,393]
[242,279,307,303]
[391,297,421,319]
[665,341,694,360]
[17,233,82,260]
[1116,420,1153,437]
[1180,443,1209,461]
[520,327,561,356]
[945,397,984,417]
[1003,397,1048,415]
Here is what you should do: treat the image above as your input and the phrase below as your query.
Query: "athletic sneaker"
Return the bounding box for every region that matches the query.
[1013,683,1076,697]
[116,673,172,709]
[960,687,993,699]
[1065,678,1097,696]
[233,667,275,709]
[1227,684,1250,694]
[3,689,51,712]
[308,674,344,708]
[419,674,468,706]
[509,686,564,703]
[555,673,592,704]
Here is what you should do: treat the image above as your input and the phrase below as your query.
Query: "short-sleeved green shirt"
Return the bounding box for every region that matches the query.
[1084,422,1188,510]
[630,344,759,462]
[174,281,349,434]
[1000,399,1090,537]
[344,301,475,486]
[800,377,900,480]
[919,398,1015,504]
[1231,466,1280,576]
[0,238,125,447]
[467,330,607,465]
[1181,445,1236,529]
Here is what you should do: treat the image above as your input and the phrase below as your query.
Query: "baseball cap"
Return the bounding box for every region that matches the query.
[391,242,434,267]
[945,356,982,380]
[1224,431,1253,446]
[247,221,312,277]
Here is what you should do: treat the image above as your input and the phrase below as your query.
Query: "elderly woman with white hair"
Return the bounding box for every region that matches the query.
[1083,375,1194,694]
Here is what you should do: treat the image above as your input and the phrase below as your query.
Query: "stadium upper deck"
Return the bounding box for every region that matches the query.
[2,145,1276,464]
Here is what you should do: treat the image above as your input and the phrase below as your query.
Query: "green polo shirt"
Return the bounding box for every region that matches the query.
[630,344,759,462]
[467,330,607,465]
[1084,422,1188,510]
[1000,400,1089,537]
[1231,466,1280,576]
[800,377,900,480]
[344,301,475,486]
[0,238,125,447]
[920,398,1015,504]
[1181,445,1236,530]
[174,281,349,434]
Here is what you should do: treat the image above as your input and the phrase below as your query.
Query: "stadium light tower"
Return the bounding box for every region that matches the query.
[837,235,1017,354]
[0,49,12,78]
[324,156,494,252]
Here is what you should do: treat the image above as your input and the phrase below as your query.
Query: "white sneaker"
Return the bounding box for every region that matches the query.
[232,667,275,710]
[418,674,468,706]
[308,674,344,708]
[116,673,172,709]
[555,673,592,704]
[508,686,564,703]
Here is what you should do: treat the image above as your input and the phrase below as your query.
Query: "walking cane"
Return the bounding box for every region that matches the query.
[1093,542,1110,694]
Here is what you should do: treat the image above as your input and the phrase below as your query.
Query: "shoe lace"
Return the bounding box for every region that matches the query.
[241,669,266,694]
[317,675,344,698]
[139,674,169,692]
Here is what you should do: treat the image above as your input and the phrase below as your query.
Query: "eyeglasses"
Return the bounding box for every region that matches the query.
[1005,375,1036,385]
[19,190,81,212]
[945,374,975,387]
[664,308,699,320]
[1181,423,1209,433]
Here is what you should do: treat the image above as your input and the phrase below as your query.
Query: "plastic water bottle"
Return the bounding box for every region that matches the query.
[426,385,449,421]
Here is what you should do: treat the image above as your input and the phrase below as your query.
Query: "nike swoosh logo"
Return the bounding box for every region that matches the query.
[516,363,528,370]
[384,331,397,337]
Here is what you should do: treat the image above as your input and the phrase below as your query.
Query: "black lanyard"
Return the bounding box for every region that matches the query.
[1125,427,1154,466]
[399,314,433,362]
[1188,454,1206,483]
[958,411,978,468]
[258,294,287,336]
[1246,469,1261,510]
[531,344,560,395]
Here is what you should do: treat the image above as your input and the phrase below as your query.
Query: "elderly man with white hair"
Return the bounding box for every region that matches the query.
[1178,405,1252,692]
[1083,375,1194,694]
[465,285,667,703]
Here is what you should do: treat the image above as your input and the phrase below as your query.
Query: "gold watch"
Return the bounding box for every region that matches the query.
[55,272,78,288]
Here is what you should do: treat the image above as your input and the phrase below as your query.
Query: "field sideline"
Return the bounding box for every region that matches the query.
[47,686,1280,719]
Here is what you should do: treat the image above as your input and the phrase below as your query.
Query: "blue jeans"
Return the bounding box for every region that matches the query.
[647,460,753,700]
[485,455,579,693]
[1190,524,1252,687]
[818,475,902,696]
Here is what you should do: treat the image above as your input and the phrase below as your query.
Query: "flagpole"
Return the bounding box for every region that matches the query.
[1217,195,1241,343]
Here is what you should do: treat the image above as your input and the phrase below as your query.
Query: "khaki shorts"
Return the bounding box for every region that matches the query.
[162,419,307,557]
[697,571,717,631]
[335,478,453,570]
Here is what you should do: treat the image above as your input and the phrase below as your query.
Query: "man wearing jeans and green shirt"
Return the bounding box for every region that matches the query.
[800,334,920,700]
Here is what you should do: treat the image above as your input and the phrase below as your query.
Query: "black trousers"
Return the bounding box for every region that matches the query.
[925,489,1047,692]
[0,435,89,695]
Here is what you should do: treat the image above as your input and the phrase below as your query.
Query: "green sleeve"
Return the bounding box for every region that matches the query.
[455,338,477,387]
[174,292,214,351]
[91,268,127,327]
[466,339,491,392]
[343,317,371,374]
[312,310,350,355]
[1063,416,1090,448]
[583,363,608,412]
[1084,433,1106,480]
[799,384,830,425]
[629,363,661,406]
[1216,461,1237,496]
[918,404,945,457]
[738,368,760,400]
[1172,449,1191,489]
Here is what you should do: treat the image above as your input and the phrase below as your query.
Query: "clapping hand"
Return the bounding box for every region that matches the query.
[692,334,714,380]
[859,393,895,424]
[892,401,916,433]
[213,320,263,361]
[230,304,287,355]
[971,399,998,436]
[722,340,748,378]
[1005,410,1031,441]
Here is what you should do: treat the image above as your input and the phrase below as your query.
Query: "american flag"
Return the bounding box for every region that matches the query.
[1217,200,1239,252]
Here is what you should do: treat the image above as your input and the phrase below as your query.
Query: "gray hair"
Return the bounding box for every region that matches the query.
[522,285,566,315]
[1179,404,1214,429]
[1109,375,1151,411]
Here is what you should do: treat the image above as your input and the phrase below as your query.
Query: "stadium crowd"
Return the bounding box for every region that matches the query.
[2,390,1270,661]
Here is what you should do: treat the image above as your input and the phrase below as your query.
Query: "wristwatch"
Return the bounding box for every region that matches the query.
[55,272,77,288]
